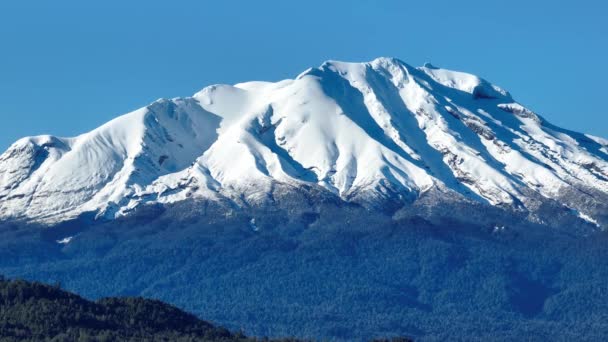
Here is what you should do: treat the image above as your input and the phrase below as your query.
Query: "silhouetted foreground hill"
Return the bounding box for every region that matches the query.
[0,276,261,341]
[0,276,412,342]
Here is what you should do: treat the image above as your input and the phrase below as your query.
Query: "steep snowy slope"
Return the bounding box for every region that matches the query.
[0,98,221,221]
[1,58,607,226]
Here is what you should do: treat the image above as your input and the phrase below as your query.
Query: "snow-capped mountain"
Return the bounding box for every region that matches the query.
[1,57,607,226]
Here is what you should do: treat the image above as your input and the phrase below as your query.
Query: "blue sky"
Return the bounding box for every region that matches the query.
[1,0,607,150]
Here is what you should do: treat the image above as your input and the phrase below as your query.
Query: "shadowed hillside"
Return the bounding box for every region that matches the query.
[0,276,412,342]
[0,276,258,342]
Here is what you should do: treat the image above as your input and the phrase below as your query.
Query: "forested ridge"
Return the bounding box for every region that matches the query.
[0,276,278,341]
[0,276,412,342]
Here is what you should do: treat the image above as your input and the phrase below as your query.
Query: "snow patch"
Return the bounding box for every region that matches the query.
[56,236,74,244]
[249,218,259,232]
[577,211,600,228]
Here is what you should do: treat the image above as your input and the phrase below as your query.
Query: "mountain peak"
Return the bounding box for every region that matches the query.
[423,62,438,69]
[1,58,607,227]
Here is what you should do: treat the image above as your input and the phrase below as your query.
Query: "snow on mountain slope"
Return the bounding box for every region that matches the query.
[0,98,221,221]
[1,57,607,226]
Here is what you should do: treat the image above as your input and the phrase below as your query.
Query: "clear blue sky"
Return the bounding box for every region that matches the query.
[1,0,607,151]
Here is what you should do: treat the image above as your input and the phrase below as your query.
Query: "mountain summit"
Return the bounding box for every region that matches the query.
[1,57,607,226]
[2,58,608,341]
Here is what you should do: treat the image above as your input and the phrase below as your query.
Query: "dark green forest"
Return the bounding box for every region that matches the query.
[0,276,251,341]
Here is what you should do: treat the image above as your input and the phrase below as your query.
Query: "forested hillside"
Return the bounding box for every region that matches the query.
[0,276,413,341]
[0,276,258,341]
[2,198,608,340]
